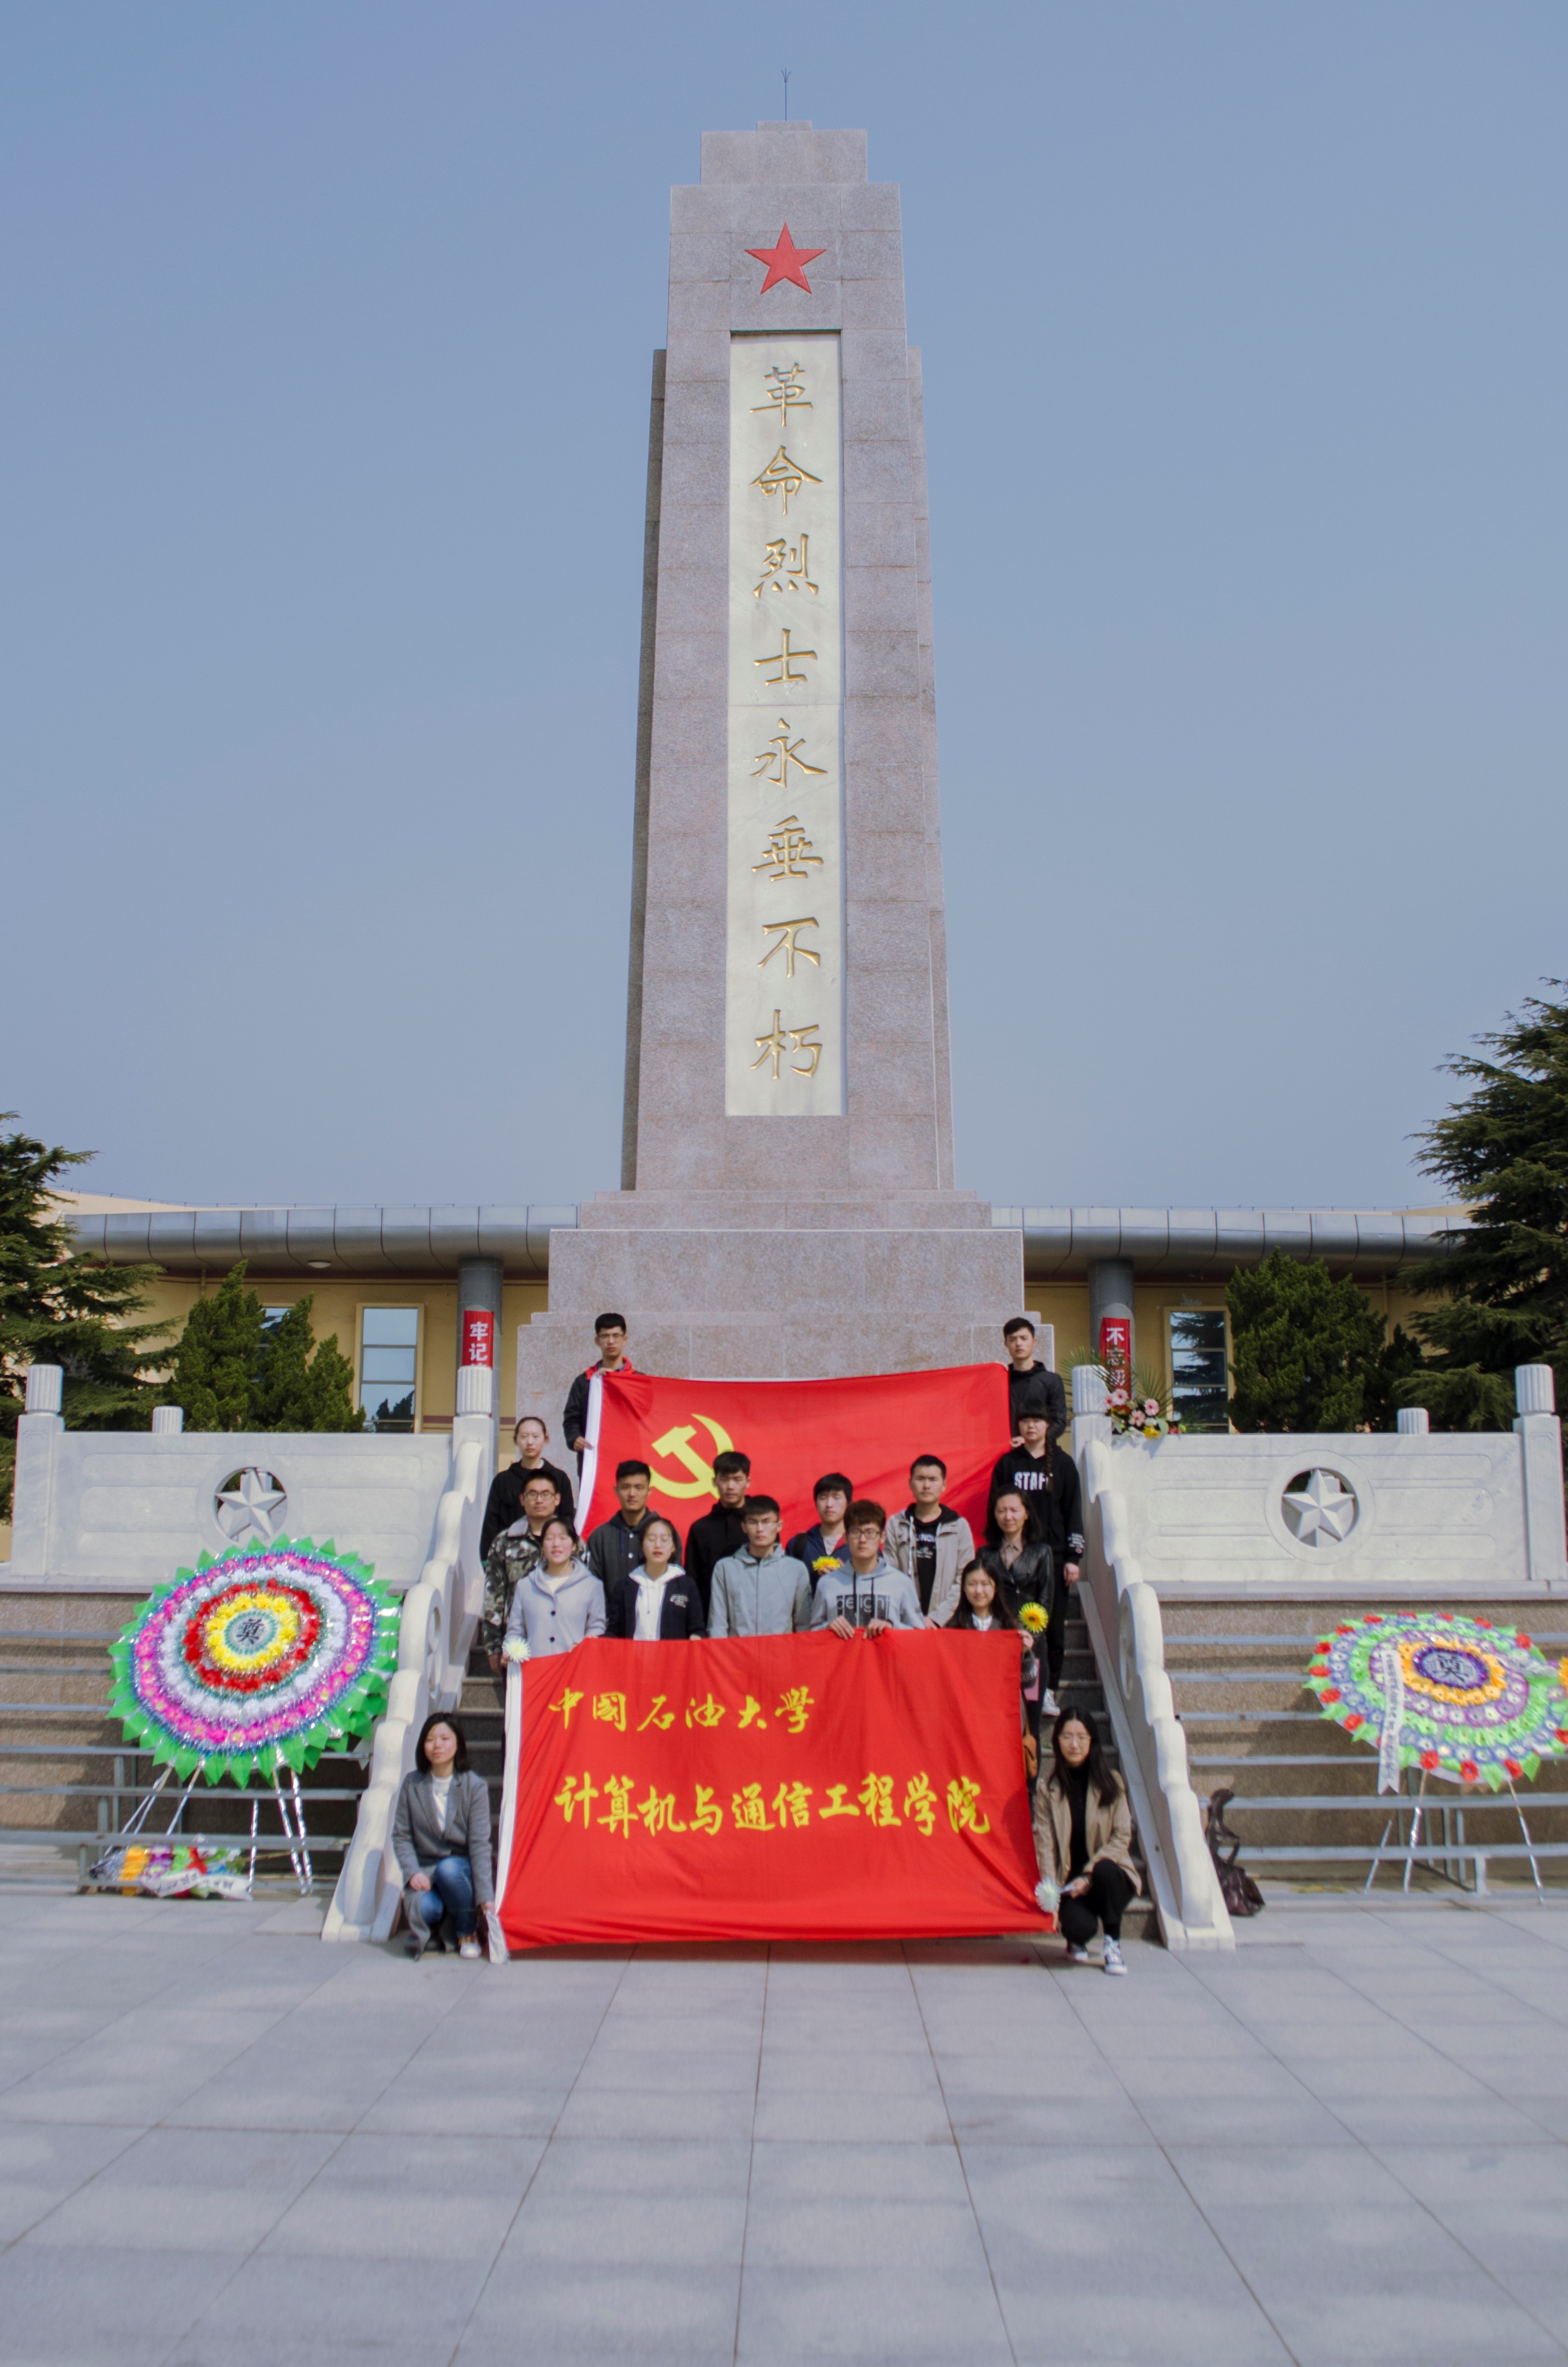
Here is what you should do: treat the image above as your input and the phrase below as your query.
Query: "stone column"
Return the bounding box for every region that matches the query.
[457,1258,503,1371]
[457,1256,503,1480]
[1069,1361,1113,1464]
[1087,1260,1136,1378]
[8,1366,64,1580]
[1515,1364,1567,1586]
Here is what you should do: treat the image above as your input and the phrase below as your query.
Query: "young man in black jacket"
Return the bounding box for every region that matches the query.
[681,1451,751,1622]
[562,1314,635,1469]
[1003,1319,1068,1445]
[585,1461,679,1596]
[785,1472,854,1598]
[480,1415,576,1561]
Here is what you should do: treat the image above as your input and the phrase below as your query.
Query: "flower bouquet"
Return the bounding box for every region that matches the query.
[95,1841,251,1901]
[1070,1356,1183,1439]
[1110,1365,1183,1441]
[1016,1602,1048,1639]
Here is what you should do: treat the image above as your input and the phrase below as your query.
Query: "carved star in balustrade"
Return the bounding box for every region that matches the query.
[216,1467,287,1545]
[1282,1468,1358,1547]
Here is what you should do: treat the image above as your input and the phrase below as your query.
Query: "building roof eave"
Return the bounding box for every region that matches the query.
[991,1205,1468,1281]
[61,1198,1468,1283]
[61,1204,581,1280]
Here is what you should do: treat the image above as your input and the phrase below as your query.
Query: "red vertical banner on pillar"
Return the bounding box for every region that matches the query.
[460,1310,496,1369]
[1098,1316,1130,1414]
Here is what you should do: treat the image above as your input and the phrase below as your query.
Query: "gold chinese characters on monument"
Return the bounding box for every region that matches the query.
[727,331,842,1116]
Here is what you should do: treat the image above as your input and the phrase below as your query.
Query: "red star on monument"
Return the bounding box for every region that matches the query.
[745,223,826,295]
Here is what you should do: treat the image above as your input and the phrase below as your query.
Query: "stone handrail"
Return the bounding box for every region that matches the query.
[321,1412,491,1942]
[1071,1379,1233,1951]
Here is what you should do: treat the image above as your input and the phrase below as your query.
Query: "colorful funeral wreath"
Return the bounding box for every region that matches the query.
[1306,1611,1568,1791]
[110,1539,401,1785]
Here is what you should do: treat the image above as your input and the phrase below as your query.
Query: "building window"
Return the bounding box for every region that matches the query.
[360,1308,420,1432]
[1169,1310,1229,1432]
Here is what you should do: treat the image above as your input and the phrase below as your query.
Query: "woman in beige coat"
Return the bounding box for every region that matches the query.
[1032,1708,1139,1974]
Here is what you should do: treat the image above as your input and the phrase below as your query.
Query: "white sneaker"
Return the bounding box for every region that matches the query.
[1065,1943,1090,1965]
[458,1937,482,1961]
[1040,1690,1060,1718]
[1102,1938,1127,1976]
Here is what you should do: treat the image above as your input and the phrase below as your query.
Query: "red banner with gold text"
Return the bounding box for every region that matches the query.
[581,1364,1010,1543]
[497,1631,1050,1948]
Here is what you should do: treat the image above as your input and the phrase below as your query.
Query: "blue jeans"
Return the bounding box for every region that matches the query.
[409,1854,477,1938]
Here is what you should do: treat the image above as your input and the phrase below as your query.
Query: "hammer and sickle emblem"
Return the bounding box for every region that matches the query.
[648,1413,737,1502]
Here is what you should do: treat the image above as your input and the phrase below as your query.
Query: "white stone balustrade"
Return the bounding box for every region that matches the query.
[1072,1434,1234,1952]
[1069,1416,1564,1599]
[323,1410,492,1943]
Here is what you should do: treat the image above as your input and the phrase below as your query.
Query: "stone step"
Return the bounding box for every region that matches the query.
[1162,1599,1568,1883]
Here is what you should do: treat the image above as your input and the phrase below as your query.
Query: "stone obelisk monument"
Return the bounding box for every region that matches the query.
[517,122,1021,1414]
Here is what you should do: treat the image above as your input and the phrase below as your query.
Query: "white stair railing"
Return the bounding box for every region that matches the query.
[1071,1371,1233,1952]
[322,1386,494,1942]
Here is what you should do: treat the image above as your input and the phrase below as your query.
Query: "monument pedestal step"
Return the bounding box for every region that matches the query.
[516,1199,1023,1409]
[579,1190,998,1232]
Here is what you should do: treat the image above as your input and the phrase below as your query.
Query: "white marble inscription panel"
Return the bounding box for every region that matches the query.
[726,332,844,1116]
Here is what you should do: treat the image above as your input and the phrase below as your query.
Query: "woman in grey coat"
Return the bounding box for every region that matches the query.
[391,1712,494,1961]
[503,1516,606,1658]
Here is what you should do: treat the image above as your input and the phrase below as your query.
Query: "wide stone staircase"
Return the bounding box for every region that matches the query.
[1161,1599,1568,1893]
[0,1590,370,1889]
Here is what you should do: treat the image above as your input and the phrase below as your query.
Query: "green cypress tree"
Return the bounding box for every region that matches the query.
[164,1265,265,1433]
[1358,1323,1426,1434]
[251,1297,364,1433]
[164,1272,366,1434]
[0,1116,169,1516]
[249,1298,312,1429]
[1226,1252,1386,1432]
[298,1329,363,1432]
[1399,987,1568,1430]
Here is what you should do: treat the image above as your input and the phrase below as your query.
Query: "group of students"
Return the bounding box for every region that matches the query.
[391,1314,1136,1972]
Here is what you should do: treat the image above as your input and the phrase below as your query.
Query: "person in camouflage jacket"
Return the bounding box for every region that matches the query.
[480,1470,562,1665]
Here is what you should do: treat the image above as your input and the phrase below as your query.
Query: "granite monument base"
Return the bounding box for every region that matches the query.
[513,1189,1025,1429]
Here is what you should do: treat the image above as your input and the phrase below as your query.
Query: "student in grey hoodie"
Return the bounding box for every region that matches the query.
[812,1501,927,1634]
[708,1497,814,1636]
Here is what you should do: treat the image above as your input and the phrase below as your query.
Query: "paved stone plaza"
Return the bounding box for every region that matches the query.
[0,1893,1561,2364]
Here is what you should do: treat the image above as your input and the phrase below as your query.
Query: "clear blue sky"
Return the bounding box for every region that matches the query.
[6,2,1564,1214]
